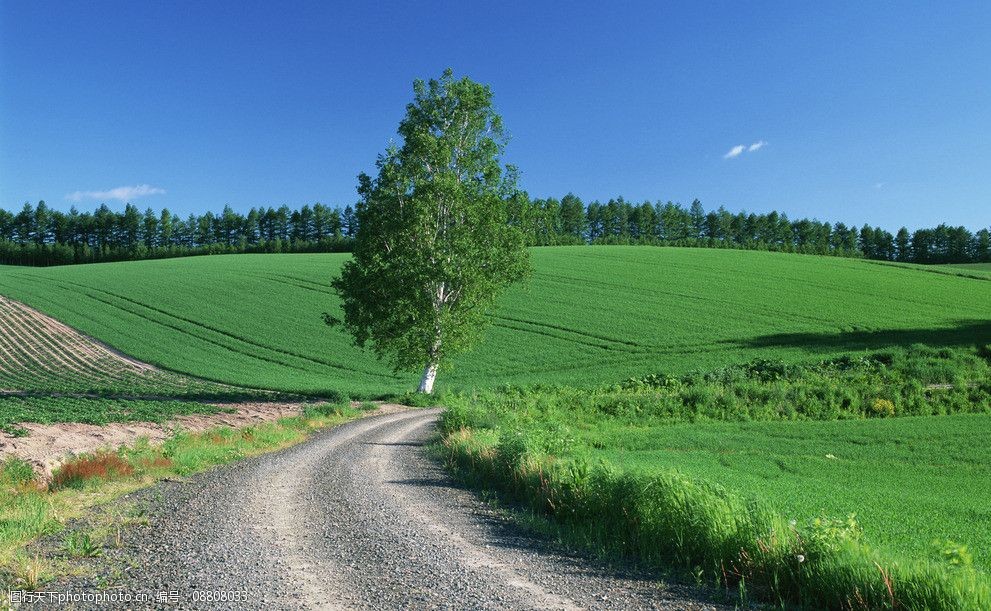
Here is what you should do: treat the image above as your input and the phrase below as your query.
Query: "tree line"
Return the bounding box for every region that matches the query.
[0,196,987,266]
[0,201,356,266]
[506,195,989,264]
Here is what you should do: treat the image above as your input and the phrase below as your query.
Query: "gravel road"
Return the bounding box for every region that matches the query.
[52,409,725,610]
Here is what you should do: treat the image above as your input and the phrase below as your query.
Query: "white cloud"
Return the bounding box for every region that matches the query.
[66,184,166,202]
[723,145,745,159]
[724,141,768,159]
[874,182,885,190]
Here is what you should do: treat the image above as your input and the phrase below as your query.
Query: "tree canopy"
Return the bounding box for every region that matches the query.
[331,70,531,393]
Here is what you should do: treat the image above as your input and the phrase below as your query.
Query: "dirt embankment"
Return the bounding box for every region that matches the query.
[0,402,413,477]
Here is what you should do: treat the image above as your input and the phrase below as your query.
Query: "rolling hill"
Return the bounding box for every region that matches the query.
[0,247,987,396]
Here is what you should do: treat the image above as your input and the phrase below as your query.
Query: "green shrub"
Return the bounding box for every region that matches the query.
[870,398,896,417]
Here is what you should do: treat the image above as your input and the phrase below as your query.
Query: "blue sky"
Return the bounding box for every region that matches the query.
[1,1,988,231]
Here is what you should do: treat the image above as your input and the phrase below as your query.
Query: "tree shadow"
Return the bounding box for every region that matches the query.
[727,319,991,354]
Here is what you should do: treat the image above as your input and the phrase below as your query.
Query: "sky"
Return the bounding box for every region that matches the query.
[1,1,989,231]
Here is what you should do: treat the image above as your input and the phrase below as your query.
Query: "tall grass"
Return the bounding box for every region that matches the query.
[440,425,990,610]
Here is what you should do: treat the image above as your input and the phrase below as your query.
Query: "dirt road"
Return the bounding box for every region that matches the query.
[49,409,722,610]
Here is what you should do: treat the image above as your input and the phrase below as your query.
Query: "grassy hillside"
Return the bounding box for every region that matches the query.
[0,247,987,395]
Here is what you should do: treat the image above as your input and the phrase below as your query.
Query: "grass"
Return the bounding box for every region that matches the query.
[442,425,990,609]
[0,400,364,589]
[0,396,228,435]
[948,263,991,271]
[437,347,991,609]
[0,247,988,395]
[942,263,991,279]
[593,415,991,569]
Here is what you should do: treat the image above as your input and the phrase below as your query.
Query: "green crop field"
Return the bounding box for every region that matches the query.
[0,247,987,396]
[441,380,991,608]
[0,396,225,434]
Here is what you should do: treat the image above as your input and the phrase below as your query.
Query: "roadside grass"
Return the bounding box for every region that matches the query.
[441,428,989,609]
[0,400,363,590]
[436,347,991,609]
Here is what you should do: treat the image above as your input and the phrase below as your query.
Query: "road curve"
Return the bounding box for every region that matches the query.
[109,409,722,610]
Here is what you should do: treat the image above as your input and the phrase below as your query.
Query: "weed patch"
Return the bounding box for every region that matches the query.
[51,452,134,491]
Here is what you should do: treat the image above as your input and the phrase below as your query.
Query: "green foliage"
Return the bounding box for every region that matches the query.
[438,348,991,606]
[394,390,445,408]
[332,69,530,387]
[448,346,991,427]
[0,201,354,267]
[936,540,975,570]
[438,347,991,568]
[805,514,864,556]
[301,399,353,418]
[1,247,988,396]
[3,198,987,267]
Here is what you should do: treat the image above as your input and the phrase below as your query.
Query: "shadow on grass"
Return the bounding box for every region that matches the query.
[728,319,991,354]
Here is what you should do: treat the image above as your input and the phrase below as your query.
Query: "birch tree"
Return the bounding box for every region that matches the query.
[330,69,530,393]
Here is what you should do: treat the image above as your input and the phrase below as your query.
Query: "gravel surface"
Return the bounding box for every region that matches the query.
[31,409,727,610]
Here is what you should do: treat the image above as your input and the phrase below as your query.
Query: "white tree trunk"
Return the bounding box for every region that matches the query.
[418,361,438,394]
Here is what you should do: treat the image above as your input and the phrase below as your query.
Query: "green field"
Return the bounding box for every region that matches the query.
[943,263,991,279]
[949,263,991,271]
[870,260,991,281]
[0,247,988,396]
[595,414,991,567]
[442,344,991,567]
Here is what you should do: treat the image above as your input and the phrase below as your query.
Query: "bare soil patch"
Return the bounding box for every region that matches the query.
[0,402,410,477]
